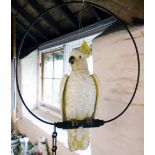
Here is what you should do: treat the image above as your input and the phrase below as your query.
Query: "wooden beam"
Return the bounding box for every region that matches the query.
[70,0,144,24]
[90,6,102,21]
[16,18,45,42]
[53,0,78,28]
[12,0,48,40]
[16,22,38,43]
[27,0,61,35]
[16,36,29,49]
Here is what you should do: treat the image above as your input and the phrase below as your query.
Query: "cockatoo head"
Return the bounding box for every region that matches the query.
[69,48,88,71]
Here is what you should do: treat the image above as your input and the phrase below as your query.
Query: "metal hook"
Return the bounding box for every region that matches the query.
[82,0,85,6]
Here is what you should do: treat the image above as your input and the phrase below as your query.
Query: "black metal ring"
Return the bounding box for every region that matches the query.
[52,132,57,138]
[52,146,57,152]
[16,1,140,126]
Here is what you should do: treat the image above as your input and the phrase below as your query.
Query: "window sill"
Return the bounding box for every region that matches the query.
[22,106,68,148]
[34,105,62,123]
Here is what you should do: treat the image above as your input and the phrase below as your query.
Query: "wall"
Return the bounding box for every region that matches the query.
[16,50,77,155]
[14,26,144,155]
[91,26,144,155]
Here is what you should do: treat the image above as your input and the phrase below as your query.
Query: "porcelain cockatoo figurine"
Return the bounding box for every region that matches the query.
[60,40,99,151]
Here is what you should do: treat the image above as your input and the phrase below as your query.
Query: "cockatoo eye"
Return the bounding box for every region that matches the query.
[79,56,82,59]
[69,56,75,64]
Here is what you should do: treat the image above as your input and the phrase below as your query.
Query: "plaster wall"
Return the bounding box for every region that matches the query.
[15,26,144,155]
[91,26,144,155]
[16,50,77,155]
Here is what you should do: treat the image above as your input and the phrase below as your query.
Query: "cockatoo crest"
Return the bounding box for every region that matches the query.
[80,40,91,57]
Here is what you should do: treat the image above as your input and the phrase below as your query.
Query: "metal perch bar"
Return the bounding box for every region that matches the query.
[55,119,105,129]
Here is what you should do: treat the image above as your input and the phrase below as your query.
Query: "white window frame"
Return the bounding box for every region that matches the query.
[37,34,100,120]
[37,45,65,120]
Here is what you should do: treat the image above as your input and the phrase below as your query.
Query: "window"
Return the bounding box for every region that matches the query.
[38,34,100,113]
[39,48,64,109]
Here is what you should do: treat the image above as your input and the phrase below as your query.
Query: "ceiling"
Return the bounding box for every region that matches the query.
[11,0,144,58]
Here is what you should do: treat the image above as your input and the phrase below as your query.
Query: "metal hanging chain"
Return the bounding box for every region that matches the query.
[82,0,85,6]
[52,125,58,155]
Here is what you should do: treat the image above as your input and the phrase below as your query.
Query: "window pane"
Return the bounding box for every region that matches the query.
[54,51,63,78]
[42,53,53,78]
[42,79,52,104]
[53,79,61,107]
[87,55,93,75]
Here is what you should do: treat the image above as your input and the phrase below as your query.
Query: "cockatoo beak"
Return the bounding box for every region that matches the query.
[69,56,75,64]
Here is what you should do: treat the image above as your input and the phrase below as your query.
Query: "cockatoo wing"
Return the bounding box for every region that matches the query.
[91,74,100,118]
[60,74,68,121]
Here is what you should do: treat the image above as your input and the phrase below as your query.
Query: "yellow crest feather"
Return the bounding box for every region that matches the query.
[80,40,91,57]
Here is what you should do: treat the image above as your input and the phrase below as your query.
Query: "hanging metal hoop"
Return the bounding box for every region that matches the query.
[16,1,140,127]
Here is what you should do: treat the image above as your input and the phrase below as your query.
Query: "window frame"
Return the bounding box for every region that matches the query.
[37,34,100,119]
[38,45,65,115]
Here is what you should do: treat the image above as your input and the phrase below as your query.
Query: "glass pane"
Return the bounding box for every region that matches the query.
[53,79,61,107]
[42,79,52,104]
[42,53,53,78]
[54,51,64,78]
[87,55,93,75]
